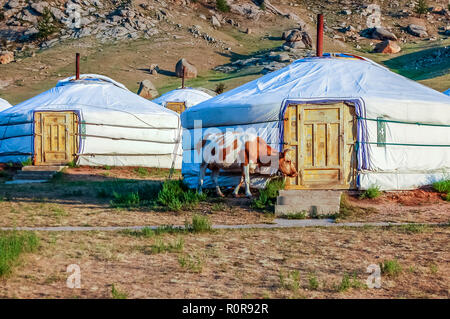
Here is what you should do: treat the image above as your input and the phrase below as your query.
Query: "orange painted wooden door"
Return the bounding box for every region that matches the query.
[284,103,356,189]
[165,102,186,114]
[34,112,78,165]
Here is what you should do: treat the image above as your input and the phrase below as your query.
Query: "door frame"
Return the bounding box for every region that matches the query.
[279,98,365,190]
[32,110,81,166]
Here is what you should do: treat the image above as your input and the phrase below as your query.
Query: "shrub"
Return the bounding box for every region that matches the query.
[281,211,308,219]
[414,0,429,15]
[215,83,226,94]
[251,178,285,210]
[216,0,230,12]
[0,232,39,276]
[359,185,381,199]
[380,259,402,277]
[36,8,59,42]
[432,179,450,194]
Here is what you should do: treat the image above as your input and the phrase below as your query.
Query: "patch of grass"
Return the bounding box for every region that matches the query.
[211,202,226,211]
[308,273,319,290]
[337,273,366,292]
[121,227,156,238]
[134,167,149,177]
[111,284,127,299]
[279,269,300,292]
[21,158,32,167]
[103,165,112,170]
[157,180,206,211]
[280,211,308,219]
[178,252,204,273]
[397,223,429,234]
[335,194,378,220]
[186,214,212,233]
[380,259,402,277]
[251,178,285,210]
[0,231,39,277]
[150,237,184,254]
[67,160,79,168]
[359,185,381,199]
[110,191,140,208]
[432,179,450,201]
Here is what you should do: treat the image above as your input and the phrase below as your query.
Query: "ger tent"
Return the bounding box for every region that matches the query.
[443,89,450,96]
[0,97,12,111]
[0,74,182,169]
[152,88,215,114]
[181,54,450,190]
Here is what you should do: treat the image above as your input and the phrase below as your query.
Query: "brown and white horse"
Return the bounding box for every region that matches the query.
[196,132,297,197]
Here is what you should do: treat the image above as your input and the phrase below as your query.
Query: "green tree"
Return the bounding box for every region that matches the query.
[36,8,59,42]
[216,0,230,12]
[414,0,429,15]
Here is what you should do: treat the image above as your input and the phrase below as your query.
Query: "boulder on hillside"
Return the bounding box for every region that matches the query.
[372,26,398,41]
[211,16,221,28]
[137,79,159,99]
[0,51,14,65]
[407,24,428,37]
[283,29,312,49]
[374,40,401,54]
[175,58,197,79]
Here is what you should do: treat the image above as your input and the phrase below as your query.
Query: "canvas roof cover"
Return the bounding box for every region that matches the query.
[0,97,12,111]
[181,55,450,190]
[153,88,215,109]
[0,74,182,169]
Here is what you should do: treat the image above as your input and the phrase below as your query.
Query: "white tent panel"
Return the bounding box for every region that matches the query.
[153,88,214,109]
[0,98,12,111]
[0,74,182,169]
[181,55,450,190]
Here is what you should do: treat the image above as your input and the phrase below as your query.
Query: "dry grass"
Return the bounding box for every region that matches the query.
[0,225,448,299]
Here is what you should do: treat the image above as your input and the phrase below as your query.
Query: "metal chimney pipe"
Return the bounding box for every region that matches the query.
[75,53,80,80]
[316,14,324,57]
[181,66,185,89]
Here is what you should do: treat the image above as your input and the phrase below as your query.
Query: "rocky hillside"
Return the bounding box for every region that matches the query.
[0,0,449,102]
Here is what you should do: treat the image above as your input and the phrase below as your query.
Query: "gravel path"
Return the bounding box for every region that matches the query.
[0,219,445,232]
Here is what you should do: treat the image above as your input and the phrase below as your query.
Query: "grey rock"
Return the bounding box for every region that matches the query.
[137,79,158,99]
[211,16,221,28]
[407,24,428,37]
[372,26,398,41]
[30,2,50,14]
[6,0,21,9]
[175,58,197,78]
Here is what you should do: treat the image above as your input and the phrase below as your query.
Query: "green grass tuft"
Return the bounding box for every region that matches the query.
[251,178,285,210]
[359,185,381,199]
[187,214,212,233]
[0,231,39,277]
[157,180,206,211]
[380,259,402,277]
[111,284,128,299]
[110,191,140,208]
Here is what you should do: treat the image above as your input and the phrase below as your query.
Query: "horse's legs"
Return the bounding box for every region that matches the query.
[198,163,207,194]
[243,164,252,198]
[211,168,224,197]
[233,175,244,197]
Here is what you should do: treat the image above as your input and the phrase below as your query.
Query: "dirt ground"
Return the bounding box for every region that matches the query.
[0,226,448,299]
[0,167,448,228]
